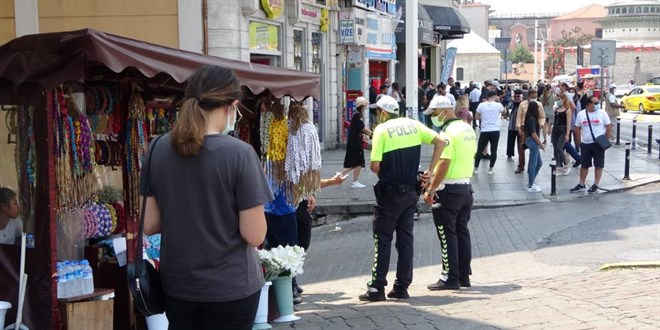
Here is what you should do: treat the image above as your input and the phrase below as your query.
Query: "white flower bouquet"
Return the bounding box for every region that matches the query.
[258,245,306,281]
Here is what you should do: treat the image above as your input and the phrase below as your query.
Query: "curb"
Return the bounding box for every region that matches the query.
[600,261,660,271]
[315,179,660,216]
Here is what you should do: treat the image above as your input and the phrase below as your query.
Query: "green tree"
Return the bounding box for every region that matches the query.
[509,45,534,63]
[545,27,595,78]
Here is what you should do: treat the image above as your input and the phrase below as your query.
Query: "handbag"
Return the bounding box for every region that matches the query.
[585,110,612,150]
[126,134,165,316]
[361,134,369,149]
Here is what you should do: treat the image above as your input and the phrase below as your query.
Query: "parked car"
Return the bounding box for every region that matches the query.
[647,77,660,85]
[620,86,660,113]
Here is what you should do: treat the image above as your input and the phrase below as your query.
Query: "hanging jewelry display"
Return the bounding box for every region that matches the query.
[284,101,322,204]
[124,90,148,216]
[86,84,121,137]
[15,105,36,228]
[262,100,288,193]
[145,106,176,137]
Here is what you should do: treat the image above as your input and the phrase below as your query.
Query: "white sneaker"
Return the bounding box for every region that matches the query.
[527,186,542,193]
[488,170,495,175]
[562,167,571,176]
[351,181,366,189]
[474,168,479,175]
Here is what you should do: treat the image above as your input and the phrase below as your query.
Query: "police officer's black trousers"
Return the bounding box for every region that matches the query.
[368,189,418,289]
[431,184,474,282]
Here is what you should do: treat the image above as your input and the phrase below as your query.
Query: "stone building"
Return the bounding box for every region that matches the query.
[448,31,501,85]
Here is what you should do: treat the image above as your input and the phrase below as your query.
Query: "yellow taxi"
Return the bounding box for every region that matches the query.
[621,86,660,113]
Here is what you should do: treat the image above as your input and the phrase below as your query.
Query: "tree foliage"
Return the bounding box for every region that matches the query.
[545,27,595,78]
[509,45,534,63]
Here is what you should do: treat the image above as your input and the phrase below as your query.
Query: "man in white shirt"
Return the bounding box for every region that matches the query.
[474,91,507,175]
[570,96,612,194]
[437,83,456,108]
[605,84,625,126]
[468,83,481,128]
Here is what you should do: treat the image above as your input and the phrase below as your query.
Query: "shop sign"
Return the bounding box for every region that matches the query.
[261,0,284,19]
[300,3,321,25]
[249,22,280,52]
[353,0,397,16]
[339,20,355,44]
[365,14,395,60]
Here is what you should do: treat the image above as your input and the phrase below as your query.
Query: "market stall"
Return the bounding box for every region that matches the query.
[0,29,320,330]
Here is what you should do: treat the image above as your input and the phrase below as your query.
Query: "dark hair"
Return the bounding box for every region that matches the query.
[437,82,447,90]
[392,82,400,91]
[561,82,569,90]
[0,187,16,206]
[577,81,584,89]
[589,96,599,105]
[525,101,540,123]
[379,85,389,92]
[171,65,242,156]
[455,82,461,88]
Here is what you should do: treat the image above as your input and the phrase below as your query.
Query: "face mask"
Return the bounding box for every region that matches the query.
[594,104,601,111]
[222,105,237,134]
[431,112,446,127]
[567,92,575,100]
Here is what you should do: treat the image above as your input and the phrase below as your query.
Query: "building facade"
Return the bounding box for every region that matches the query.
[547,4,606,41]
[599,0,660,42]
[459,1,491,42]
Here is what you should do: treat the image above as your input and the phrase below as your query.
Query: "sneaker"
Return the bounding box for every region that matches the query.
[532,183,541,190]
[527,186,542,193]
[293,290,303,305]
[570,184,586,193]
[427,279,460,291]
[562,167,571,176]
[351,181,366,189]
[488,169,495,175]
[358,287,385,302]
[588,184,599,194]
[515,167,524,174]
[572,161,581,168]
[386,285,410,299]
[474,168,479,174]
[296,286,304,294]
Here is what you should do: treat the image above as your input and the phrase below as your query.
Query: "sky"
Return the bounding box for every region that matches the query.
[479,0,615,15]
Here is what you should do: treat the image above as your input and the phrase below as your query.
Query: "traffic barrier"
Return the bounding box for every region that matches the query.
[632,119,637,150]
[550,158,557,196]
[623,142,631,180]
[648,125,653,154]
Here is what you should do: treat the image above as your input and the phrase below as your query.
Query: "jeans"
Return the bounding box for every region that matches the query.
[165,290,261,330]
[474,131,500,168]
[526,137,543,187]
[551,125,567,167]
[563,130,581,162]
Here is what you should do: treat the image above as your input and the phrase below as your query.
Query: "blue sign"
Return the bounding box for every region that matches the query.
[354,0,397,16]
[440,47,457,84]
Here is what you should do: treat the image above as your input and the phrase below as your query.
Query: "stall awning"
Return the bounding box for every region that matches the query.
[422,4,470,40]
[0,29,320,102]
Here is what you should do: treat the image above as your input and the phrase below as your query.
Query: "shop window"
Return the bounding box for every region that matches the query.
[456,67,464,81]
[636,7,641,13]
[311,32,322,74]
[615,8,620,14]
[294,30,305,71]
[651,7,655,13]
[622,7,627,14]
[644,7,649,13]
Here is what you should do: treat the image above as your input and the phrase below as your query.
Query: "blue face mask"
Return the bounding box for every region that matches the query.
[594,104,601,111]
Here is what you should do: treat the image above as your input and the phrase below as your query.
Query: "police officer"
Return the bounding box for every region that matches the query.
[359,95,446,302]
[422,95,478,291]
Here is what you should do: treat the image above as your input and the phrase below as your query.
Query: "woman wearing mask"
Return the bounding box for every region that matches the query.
[541,86,557,144]
[343,97,372,189]
[525,102,545,192]
[552,92,574,175]
[0,187,22,245]
[141,65,273,330]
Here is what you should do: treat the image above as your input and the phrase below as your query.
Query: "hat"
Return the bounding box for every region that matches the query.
[492,80,501,89]
[609,83,617,89]
[423,95,452,115]
[375,95,399,114]
[355,96,369,108]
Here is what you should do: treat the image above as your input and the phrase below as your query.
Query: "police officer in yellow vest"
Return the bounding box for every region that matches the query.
[422,95,478,291]
[359,95,446,302]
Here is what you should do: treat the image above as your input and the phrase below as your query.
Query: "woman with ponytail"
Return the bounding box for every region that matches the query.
[141,65,274,329]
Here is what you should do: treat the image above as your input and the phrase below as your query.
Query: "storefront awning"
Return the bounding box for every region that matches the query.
[394,1,470,44]
[422,4,471,40]
[0,29,320,102]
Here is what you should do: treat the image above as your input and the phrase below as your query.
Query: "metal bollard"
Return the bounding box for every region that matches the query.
[623,142,631,180]
[648,125,653,154]
[632,119,637,150]
[550,158,557,196]
[616,117,621,145]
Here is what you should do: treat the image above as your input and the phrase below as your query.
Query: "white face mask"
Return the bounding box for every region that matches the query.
[222,106,237,135]
[431,112,446,128]
[566,92,575,100]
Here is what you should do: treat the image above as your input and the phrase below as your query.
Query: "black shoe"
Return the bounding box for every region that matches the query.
[427,279,460,291]
[588,184,599,194]
[293,296,303,305]
[296,285,304,294]
[358,287,386,302]
[515,167,524,174]
[570,184,586,193]
[386,285,410,299]
[459,277,471,288]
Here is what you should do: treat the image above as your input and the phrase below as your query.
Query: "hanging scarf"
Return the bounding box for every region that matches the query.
[284,122,322,204]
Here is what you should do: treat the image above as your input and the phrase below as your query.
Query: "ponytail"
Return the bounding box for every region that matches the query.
[171,98,210,156]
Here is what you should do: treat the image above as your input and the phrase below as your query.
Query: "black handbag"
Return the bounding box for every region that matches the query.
[127,134,165,316]
[585,110,612,150]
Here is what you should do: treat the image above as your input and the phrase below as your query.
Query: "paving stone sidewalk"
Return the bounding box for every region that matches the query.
[316,124,660,215]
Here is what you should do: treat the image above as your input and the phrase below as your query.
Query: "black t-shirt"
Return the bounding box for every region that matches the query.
[525,116,539,138]
[141,133,273,302]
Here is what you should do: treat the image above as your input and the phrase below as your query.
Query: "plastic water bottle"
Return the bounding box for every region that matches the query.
[58,272,68,298]
[64,274,74,298]
[56,263,65,298]
[81,260,95,295]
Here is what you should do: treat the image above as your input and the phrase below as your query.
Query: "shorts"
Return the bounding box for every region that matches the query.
[580,143,605,168]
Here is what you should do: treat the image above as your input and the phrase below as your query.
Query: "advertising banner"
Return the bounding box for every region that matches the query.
[249,22,280,52]
[440,47,457,84]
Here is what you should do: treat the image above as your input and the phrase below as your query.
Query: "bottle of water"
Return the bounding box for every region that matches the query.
[56,263,65,298]
[81,260,95,295]
[71,261,83,296]
[64,274,74,298]
[58,272,68,298]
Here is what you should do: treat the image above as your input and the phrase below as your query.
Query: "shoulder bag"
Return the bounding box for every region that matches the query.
[127,134,165,316]
[585,110,612,150]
